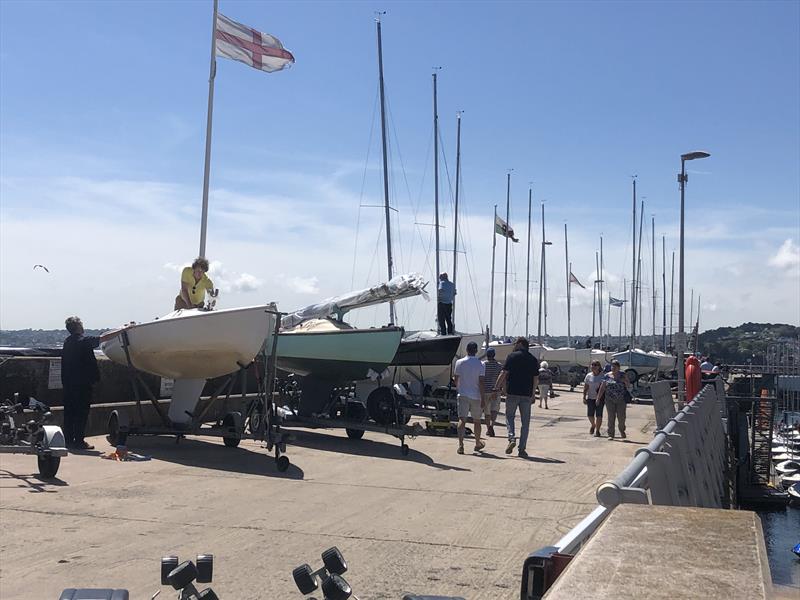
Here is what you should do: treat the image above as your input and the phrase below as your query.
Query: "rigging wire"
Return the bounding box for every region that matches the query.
[351,84,381,289]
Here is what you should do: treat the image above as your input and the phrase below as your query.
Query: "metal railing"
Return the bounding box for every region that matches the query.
[520,381,728,599]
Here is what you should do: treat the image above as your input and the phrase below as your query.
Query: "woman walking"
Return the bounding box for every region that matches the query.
[598,360,630,439]
[537,361,552,409]
[583,360,605,437]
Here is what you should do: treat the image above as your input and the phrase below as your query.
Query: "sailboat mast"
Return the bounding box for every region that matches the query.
[670,251,675,350]
[599,235,604,346]
[525,187,532,338]
[537,202,545,344]
[662,235,667,352]
[503,172,511,338]
[652,216,656,351]
[564,223,570,347]
[198,0,219,259]
[620,277,626,340]
[593,252,599,337]
[490,204,497,338]
[630,177,637,349]
[452,111,461,323]
[636,200,644,347]
[433,71,440,286]
[376,18,395,325]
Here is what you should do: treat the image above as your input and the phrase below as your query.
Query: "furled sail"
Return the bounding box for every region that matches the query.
[281,273,429,329]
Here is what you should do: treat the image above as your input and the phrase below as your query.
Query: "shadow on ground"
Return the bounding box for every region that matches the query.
[285,428,471,472]
[122,436,305,479]
[0,469,69,493]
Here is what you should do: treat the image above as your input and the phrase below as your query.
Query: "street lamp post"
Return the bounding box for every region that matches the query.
[677,150,710,404]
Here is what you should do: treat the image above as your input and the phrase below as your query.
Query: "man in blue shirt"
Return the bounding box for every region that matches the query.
[437,272,456,335]
[62,316,101,450]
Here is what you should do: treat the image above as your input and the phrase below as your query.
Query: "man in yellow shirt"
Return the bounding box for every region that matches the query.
[174,257,216,310]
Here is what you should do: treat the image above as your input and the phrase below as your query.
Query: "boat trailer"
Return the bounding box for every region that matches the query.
[106,314,292,472]
[0,394,68,479]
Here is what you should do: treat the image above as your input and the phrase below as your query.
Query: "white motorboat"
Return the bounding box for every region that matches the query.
[575,348,613,368]
[101,304,278,380]
[542,347,577,367]
[781,472,800,485]
[773,453,794,462]
[612,349,661,379]
[648,350,677,373]
[775,460,800,475]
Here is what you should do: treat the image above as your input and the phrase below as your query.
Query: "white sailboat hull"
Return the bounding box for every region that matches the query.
[102,305,278,380]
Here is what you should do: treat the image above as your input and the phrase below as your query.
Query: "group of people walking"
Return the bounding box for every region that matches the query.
[582,359,631,439]
[452,338,635,457]
[453,337,541,458]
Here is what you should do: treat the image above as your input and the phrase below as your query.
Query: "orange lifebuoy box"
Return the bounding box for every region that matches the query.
[685,355,701,402]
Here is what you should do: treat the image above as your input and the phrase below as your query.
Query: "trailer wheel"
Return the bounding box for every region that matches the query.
[624,369,639,385]
[276,455,290,472]
[345,428,365,440]
[107,411,121,446]
[366,386,397,426]
[222,414,241,448]
[37,454,60,479]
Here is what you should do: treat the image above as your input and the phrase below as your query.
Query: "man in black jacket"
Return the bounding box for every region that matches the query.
[62,316,100,450]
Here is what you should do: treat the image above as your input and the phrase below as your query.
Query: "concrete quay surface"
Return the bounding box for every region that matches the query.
[0,387,656,600]
[544,504,773,600]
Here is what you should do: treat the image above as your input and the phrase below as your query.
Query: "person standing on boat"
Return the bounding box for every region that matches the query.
[437,273,456,335]
[583,360,605,437]
[494,337,539,458]
[597,360,630,440]
[61,316,100,450]
[453,341,485,454]
[175,257,217,310]
[482,347,503,437]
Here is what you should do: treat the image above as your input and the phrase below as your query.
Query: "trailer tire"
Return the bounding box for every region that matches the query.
[222,414,241,448]
[366,387,397,426]
[276,455,290,472]
[37,454,60,479]
[107,411,121,446]
[345,428,365,440]
[624,369,639,384]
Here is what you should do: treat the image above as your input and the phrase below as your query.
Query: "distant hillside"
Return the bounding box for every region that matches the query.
[0,328,107,348]
[697,322,799,365]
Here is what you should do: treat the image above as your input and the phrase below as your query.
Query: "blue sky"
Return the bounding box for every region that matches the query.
[1,0,798,336]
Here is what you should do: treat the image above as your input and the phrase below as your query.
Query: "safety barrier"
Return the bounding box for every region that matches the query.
[520,382,728,599]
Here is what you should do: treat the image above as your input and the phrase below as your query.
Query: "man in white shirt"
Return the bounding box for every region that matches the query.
[453,341,485,454]
[700,356,714,372]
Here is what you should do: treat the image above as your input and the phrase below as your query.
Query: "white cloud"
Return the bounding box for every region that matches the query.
[276,274,320,295]
[768,239,800,271]
[207,261,263,294]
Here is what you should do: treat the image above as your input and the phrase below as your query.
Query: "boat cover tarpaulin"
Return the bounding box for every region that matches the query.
[281,273,429,328]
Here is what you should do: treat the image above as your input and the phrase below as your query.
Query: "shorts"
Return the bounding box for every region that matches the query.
[482,391,500,414]
[457,395,482,420]
[586,398,605,418]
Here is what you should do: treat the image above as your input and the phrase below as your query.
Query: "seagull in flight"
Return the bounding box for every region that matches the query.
[33,264,50,273]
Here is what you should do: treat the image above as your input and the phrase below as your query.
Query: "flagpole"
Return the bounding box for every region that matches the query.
[652,216,656,351]
[489,204,497,339]
[593,251,599,338]
[503,172,511,338]
[636,200,644,347]
[564,223,570,347]
[620,278,625,341]
[525,187,532,339]
[198,0,219,258]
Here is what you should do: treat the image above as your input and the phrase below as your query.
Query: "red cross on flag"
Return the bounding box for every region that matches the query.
[215,12,294,73]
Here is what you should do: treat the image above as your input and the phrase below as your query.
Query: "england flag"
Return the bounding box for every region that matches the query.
[215,12,294,73]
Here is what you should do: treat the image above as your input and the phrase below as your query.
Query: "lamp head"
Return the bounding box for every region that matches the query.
[681,151,710,161]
